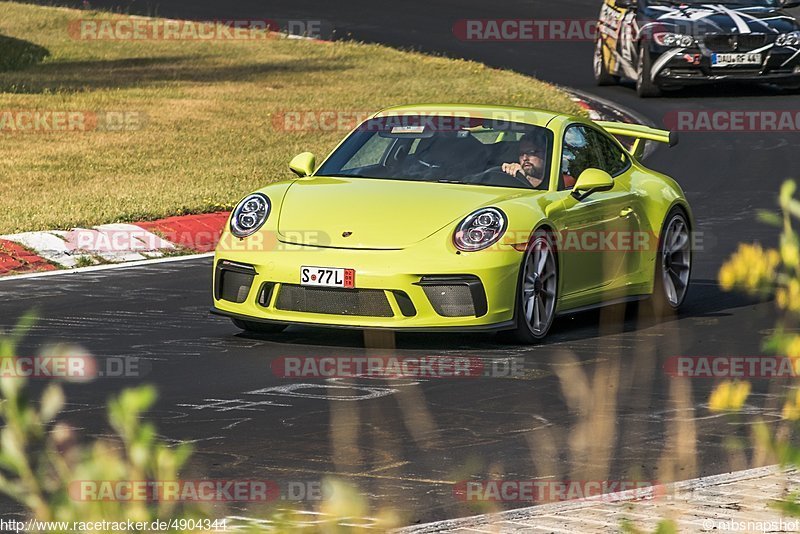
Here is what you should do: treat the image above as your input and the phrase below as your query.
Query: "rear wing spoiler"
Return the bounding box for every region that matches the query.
[596,121,679,160]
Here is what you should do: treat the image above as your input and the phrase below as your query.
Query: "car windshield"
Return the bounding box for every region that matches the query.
[646,0,781,6]
[315,115,553,190]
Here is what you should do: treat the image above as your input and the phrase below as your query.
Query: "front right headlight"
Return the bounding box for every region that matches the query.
[453,207,507,252]
[777,31,800,47]
[653,32,695,48]
[230,193,271,238]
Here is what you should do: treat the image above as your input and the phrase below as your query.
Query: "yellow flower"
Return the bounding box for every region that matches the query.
[786,336,800,359]
[781,239,800,270]
[782,388,800,421]
[719,264,736,291]
[718,244,779,294]
[782,279,800,312]
[709,380,751,412]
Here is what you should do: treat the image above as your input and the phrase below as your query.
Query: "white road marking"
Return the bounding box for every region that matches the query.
[246,383,398,401]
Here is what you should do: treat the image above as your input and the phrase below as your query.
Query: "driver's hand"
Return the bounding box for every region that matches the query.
[502,163,523,176]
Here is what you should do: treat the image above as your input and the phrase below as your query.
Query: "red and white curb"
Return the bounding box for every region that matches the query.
[570,95,603,121]
[0,211,229,277]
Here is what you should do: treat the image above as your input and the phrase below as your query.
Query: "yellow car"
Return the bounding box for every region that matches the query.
[211,104,691,343]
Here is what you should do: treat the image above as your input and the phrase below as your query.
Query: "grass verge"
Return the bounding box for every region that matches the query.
[0,2,582,234]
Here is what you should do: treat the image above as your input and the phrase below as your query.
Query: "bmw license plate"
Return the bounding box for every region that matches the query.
[712,53,762,67]
[301,266,355,289]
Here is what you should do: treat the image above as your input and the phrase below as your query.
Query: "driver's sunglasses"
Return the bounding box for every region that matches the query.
[520,149,544,159]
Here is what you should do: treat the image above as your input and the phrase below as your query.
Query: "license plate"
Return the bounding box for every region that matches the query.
[712,53,762,67]
[300,266,355,288]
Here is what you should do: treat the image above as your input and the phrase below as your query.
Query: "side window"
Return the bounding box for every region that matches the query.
[560,125,601,190]
[586,128,629,176]
[559,125,629,190]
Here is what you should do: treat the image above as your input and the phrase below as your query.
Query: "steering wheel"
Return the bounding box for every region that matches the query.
[466,166,533,188]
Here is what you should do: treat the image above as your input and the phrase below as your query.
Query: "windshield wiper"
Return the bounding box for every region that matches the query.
[335,172,382,179]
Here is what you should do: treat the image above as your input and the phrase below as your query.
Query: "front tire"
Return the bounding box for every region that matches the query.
[636,45,662,98]
[593,37,619,86]
[651,208,692,316]
[232,318,287,335]
[511,230,559,344]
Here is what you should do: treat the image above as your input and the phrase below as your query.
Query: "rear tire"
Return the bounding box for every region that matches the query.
[636,45,662,98]
[232,318,287,335]
[594,37,619,86]
[651,208,692,317]
[510,230,559,344]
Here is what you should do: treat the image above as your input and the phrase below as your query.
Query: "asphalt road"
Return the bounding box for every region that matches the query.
[7,0,800,527]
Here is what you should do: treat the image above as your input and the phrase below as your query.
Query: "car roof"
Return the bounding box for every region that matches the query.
[372,104,565,128]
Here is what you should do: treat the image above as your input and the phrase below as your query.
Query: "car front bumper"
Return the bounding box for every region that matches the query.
[651,47,800,87]
[212,238,524,330]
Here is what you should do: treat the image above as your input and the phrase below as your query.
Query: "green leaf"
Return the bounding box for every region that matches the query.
[771,496,800,518]
[0,376,26,404]
[0,428,26,473]
[788,199,800,221]
[758,210,783,227]
[39,384,64,423]
[120,385,157,416]
[10,311,37,343]
[655,519,678,534]
[781,180,797,207]
[619,518,640,534]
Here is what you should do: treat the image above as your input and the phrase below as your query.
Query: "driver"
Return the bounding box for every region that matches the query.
[501,133,547,189]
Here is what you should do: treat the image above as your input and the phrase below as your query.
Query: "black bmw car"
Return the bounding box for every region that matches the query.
[594,0,800,96]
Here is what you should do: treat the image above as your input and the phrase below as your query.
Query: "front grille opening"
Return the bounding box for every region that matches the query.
[417,275,488,318]
[704,34,767,52]
[219,270,254,303]
[258,282,276,307]
[668,69,703,77]
[391,290,417,317]
[422,285,475,317]
[275,285,394,317]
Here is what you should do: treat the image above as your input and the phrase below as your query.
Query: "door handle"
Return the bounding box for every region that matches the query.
[619,207,634,218]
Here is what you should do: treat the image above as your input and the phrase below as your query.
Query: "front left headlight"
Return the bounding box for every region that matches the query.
[230,193,271,238]
[653,32,695,48]
[453,207,507,252]
[777,31,800,47]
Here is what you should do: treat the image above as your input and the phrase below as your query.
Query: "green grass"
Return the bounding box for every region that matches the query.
[0,2,582,234]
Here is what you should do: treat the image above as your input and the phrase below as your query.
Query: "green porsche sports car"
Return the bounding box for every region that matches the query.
[211,104,692,343]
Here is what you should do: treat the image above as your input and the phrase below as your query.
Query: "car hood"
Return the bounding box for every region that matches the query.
[276,176,526,249]
[642,4,800,36]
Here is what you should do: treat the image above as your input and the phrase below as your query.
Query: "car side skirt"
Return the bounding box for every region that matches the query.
[555,294,650,317]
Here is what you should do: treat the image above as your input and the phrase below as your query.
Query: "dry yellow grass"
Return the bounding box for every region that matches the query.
[0,2,582,233]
